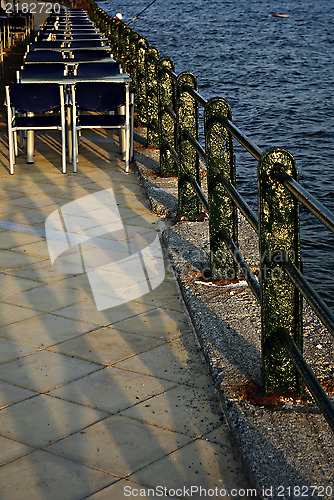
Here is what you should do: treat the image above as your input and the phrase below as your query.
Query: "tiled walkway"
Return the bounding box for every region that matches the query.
[0,80,250,497]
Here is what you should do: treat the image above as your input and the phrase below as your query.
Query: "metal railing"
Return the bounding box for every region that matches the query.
[89,1,334,432]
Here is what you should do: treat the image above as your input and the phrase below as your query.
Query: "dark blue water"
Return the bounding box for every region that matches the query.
[101,0,334,308]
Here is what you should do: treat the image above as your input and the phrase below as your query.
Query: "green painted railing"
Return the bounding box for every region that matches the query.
[88,1,334,431]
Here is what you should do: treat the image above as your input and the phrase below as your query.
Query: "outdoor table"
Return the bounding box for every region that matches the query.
[19,72,132,163]
[20,73,131,84]
[29,45,111,52]
[44,36,109,42]
[24,57,115,64]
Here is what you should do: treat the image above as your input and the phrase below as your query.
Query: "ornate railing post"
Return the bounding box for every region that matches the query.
[106,17,116,51]
[111,18,123,61]
[157,57,177,176]
[258,148,303,394]
[176,72,201,220]
[118,24,131,73]
[127,32,139,110]
[133,34,149,126]
[204,97,238,281]
[146,47,160,148]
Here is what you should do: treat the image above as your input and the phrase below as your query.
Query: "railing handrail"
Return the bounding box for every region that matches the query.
[91,3,334,432]
[158,59,334,431]
[276,327,334,433]
[162,72,334,237]
[273,169,334,234]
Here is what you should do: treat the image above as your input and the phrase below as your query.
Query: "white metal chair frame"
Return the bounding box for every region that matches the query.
[5,84,67,175]
[71,83,133,174]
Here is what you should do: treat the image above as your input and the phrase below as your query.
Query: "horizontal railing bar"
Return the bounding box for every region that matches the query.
[183,130,207,162]
[276,328,334,433]
[162,66,178,82]
[182,83,208,108]
[147,88,158,99]
[165,142,179,165]
[146,52,159,64]
[186,174,209,212]
[151,118,159,132]
[280,258,334,340]
[216,172,259,233]
[216,227,261,301]
[217,116,263,161]
[185,175,260,300]
[273,169,334,235]
[164,104,177,123]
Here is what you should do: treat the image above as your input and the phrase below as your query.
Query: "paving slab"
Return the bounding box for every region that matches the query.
[0,313,98,347]
[86,479,178,500]
[0,337,38,364]
[48,366,178,414]
[120,384,223,438]
[0,349,104,392]
[0,44,252,499]
[130,438,249,497]
[0,381,36,408]
[0,435,33,465]
[46,414,192,476]
[0,394,109,447]
[49,326,165,364]
[0,450,116,500]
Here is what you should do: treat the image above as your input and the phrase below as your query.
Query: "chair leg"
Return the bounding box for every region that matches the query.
[61,126,66,174]
[60,87,67,173]
[125,125,130,173]
[72,88,79,173]
[120,129,126,160]
[19,130,24,148]
[8,128,15,175]
[6,86,15,175]
[66,106,72,164]
[13,131,18,157]
[73,129,78,173]
[129,93,134,162]
[26,131,34,163]
[119,104,126,160]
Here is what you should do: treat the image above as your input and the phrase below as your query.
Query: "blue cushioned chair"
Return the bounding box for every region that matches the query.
[28,41,64,50]
[55,33,103,40]
[75,61,120,77]
[71,49,112,61]
[69,40,104,48]
[24,50,65,62]
[72,82,133,173]
[5,83,66,174]
[16,63,65,82]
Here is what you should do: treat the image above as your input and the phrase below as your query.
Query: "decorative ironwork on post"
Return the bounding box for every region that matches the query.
[157,57,177,176]
[118,24,131,74]
[111,18,124,61]
[106,17,117,53]
[134,35,149,126]
[204,97,238,281]
[258,148,303,394]
[146,47,160,148]
[176,72,201,220]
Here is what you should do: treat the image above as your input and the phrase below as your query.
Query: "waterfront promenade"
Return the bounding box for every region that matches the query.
[0,43,251,498]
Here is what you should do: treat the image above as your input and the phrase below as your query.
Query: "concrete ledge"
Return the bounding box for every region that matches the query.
[133,128,334,500]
